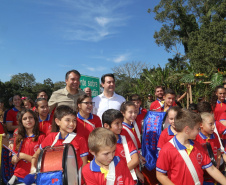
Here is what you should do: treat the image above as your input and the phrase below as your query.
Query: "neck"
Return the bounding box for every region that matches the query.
[218,99,224,103]
[79,110,90,119]
[123,120,132,126]
[170,126,177,134]
[158,97,163,101]
[60,130,68,139]
[201,130,211,138]
[176,133,190,145]
[26,128,34,137]
[66,86,78,95]
[103,91,114,98]
[95,159,110,170]
[114,134,119,140]
[39,114,48,121]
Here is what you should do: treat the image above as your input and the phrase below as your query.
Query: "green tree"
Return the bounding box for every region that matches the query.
[10,73,36,88]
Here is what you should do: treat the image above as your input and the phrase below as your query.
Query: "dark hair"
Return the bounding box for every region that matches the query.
[77,94,92,112]
[211,86,225,110]
[130,94,141,101]
[23,97,34,108]
[37,89,47,97]
[164,88,176,96]
[52,105,77,132]
[174,109,201,132]
[167,106,181,114]
[35,98,47,108]
[120,101,135,113]
[101,73,115,84]
[15,109,40,151]
[188,103,197,111]
[102,109,123,127]
[155,86,164,93]
[13,94,21,100]
[0,99,4,103]
[197,102,212,113]
[65,70,81,80]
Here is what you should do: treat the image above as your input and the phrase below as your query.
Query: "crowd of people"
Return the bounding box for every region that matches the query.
[1,69,226,185]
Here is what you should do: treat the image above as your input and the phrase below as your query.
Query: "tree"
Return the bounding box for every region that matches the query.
[10,73,36,88]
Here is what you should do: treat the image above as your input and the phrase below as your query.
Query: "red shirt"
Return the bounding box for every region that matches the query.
[121,122,141,150]
[150,99,162,111]
[82,156,136,185]
[157,125,175,151]
[39,114,52,136]
[0,123,4,134]
[40,132,88,170]
[6,107,19,126]
[13,134,45,178]
[215,120,226,137]
[156,136,212,185]
[214,100,226,121]
[219,112,226,122]
[135,107,147,132]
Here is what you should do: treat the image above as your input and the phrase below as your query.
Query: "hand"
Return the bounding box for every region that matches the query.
[139,153,146,165]
[12,155,20,165]
[30,167,37,174]
[136,169,144,184]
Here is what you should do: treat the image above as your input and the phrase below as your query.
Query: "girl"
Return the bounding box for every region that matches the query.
[157,106,181,151]
[35,98,52,136]
[76,94,102,147]
[23,98,34,110]
[9,109,45,184]
[211,86,226,121]
[120,101,145,184]
[31,105,88,185]
[6,94,23,137]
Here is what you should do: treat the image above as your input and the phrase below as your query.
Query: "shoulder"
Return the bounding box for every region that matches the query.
[114,93,125,101]
[82,162,91,174]
[52,88,65,95]
[78,89,85,95]
[92,95,102,102]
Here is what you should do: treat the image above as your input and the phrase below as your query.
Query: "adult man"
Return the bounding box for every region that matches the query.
[93,73,125,119]
[83,87,92,97]
[48,70,85,112]
[150,86,164,111]
[145,94,154,110]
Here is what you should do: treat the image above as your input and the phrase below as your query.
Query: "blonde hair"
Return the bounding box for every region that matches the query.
[200,112,214,123]
[88,128,117,153]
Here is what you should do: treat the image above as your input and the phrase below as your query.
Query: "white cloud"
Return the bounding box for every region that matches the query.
[113,53,130,63]
[82,64,107,72]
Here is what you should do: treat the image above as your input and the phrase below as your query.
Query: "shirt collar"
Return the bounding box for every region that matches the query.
[167,125,174,136]
[39,114,50,122]
[12,107,19,111]
[117,135,122,144]
[217,100,226,104]
[25,134,35,138]
[138,107,142,115]
[173,136,194,150]
[100,92,116,99]
[77,112,93,120]
[199,132,215,139]
[59,132,69,140]
[122,122,133,129]
[90,156,120,172]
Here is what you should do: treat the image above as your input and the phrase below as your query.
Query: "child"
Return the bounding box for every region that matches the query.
[23,98,34,110]
[195,112,221,184]
[9,110,45,184]
[157,106,181,151]
[102,109,142,182]
[82,127,136,185]
[156,109,226,185]
[130,94,147,133]
[35,98,52,136]
[31,105,88,184]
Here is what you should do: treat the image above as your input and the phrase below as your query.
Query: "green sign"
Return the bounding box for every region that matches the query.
[80,75,100,97]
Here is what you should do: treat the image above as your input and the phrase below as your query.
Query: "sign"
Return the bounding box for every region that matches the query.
[80,75,100,97]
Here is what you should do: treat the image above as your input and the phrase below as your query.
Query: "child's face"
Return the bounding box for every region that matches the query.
[201,117,215,135]
[132,100,141,111]
[78,97,93,114]
[93,145,116,167]
[168,110,177,128]
[13,95,22,107]
[24,101,31,110]
[163,94,175,107]
[105,118,123,135]
[123,105,137,123]
[188,123,201,140]
[22,112,35,130]
[216,88,226,102]
[56,114,77,135]
[37,100,49,117]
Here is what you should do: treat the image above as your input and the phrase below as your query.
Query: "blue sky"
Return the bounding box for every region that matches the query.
[0,0,180,83]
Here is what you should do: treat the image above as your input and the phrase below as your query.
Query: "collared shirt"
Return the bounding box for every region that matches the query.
[93,92,125,119]
[214,100,226,121]
[48,87,85,112]
[39,114,52,136]
[6,107,19,126]
[157,125,175,151]
[135,107,147,132]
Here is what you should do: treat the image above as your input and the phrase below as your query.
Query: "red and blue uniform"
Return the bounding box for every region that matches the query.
[13,134,45,179]
[6,107,19,126]
[213,100,226,121]
[39,114,52,136]
[157,125,175,151]
[156,136,212,185]
[150,99,163,111]
[82,156,136,185]
[135,107,147,132]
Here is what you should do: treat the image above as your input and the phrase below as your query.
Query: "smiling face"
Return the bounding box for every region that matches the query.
[36,100,49,118]
[122,105,137,124]
[37,92,48,100]
[22,112,35,130]
[164,94,175,107]
[104,118,123,135]
[78,97,93,115]
[102,76,115,94]
[168,110,177,128]
[216,88,226,102]
[13,95,22,108]
[66,72,80,92]
[155,87,164,99]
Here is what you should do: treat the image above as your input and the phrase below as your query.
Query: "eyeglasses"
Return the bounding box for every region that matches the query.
[81,102,95,105]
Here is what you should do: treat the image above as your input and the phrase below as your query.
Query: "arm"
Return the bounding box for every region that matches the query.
[127,152,139,170]
[6,122,18,132]
[206,165,226,185]
[30,148,41,173]
[81,156,87,168]
[220,120,226,127]
[156,171,175,185]
[19,152,32,162]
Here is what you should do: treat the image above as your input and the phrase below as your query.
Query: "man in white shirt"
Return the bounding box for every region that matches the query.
[93,73,125,119]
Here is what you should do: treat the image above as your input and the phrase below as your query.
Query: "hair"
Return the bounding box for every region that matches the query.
[88,127,117,153]
[35,98,47,108]
[164,88,176,96]
[65,70,81,80]
[167,106,181,114]
[188,103,197,111]
[197,102,212,113]
[102,109,123,127]
[120,101,135,113]
[200,112,214,124]
[13,94,21,100]
[155,86,164,93]
[211,85,225,110]
[174,109,202,132]
[101,73,115,84]
[23,97,34,108]
[52,105,77,132]
[130,94,141,101]
[37,89,47,97]
[15,109,40,151]
[76,94,92,112]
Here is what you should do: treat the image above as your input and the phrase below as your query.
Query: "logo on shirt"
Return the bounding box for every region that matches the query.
[116,176,123,185]
[34,144,39,152]
[197,153,203,164]
[120,150,125,157]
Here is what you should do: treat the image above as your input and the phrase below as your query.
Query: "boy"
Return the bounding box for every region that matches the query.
[102,109,142,182]
[82,127,136,185]
[130,94,147,132]
[156,109,226,185]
